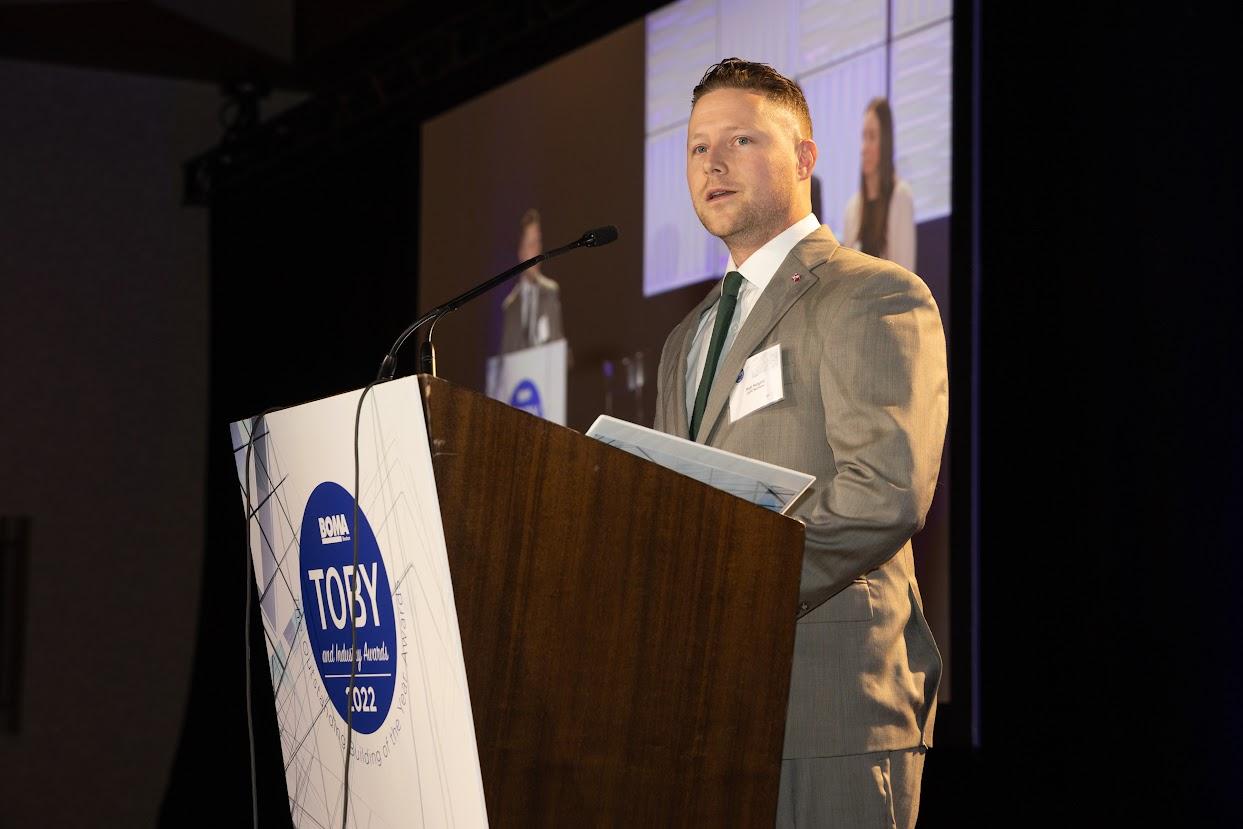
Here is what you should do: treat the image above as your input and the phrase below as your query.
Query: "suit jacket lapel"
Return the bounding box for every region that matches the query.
[695,228,837,443]
[665,284,721,438]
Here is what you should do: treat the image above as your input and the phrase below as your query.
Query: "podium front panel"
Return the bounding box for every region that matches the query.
[419,376,804,825]
[231,377,489,828]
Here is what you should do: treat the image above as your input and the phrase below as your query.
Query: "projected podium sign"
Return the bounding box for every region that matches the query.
[484,339,567,425]
[230,377,488,828]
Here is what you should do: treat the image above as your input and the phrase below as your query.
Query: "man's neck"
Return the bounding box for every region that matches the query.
[726,243,761,268]
[725,225,786,267]
[725,217,798,267]
[724,213,819,278]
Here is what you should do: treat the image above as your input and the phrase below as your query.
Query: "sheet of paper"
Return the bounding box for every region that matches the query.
[585,415,814,514]
[730,343,784,423]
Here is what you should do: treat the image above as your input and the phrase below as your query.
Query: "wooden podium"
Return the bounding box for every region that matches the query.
[418,376,804,825]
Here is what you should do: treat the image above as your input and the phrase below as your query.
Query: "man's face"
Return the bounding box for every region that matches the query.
[686,88,811,256]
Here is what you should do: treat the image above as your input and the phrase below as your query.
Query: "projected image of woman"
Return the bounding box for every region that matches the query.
[842,97,916,272]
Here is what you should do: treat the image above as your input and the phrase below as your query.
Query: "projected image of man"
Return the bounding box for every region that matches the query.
[500,208,564,353]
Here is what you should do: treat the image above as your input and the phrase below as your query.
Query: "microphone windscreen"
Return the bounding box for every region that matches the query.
[581,225,619,247]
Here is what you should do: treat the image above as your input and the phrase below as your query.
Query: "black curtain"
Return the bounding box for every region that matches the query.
[160,119,421,826]
[968,4,1242,825]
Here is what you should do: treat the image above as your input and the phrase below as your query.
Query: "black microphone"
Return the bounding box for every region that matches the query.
[376,225,619,381]
[579,225,618,247]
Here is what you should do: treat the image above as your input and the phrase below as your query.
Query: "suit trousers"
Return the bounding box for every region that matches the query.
[775,747,926,829]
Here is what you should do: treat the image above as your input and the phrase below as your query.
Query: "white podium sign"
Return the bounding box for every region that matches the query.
[485,339,567,425]
[229,376,488,828]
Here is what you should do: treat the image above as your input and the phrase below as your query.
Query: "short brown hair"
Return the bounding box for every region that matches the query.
[691,57,812,137]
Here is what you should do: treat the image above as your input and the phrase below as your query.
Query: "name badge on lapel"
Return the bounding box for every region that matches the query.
[729,343,784,423]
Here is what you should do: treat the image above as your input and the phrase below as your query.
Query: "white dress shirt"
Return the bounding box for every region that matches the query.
[684,213,821,422]
[519,278,540,344]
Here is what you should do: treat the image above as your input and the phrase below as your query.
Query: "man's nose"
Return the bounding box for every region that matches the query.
[703,147,725,174]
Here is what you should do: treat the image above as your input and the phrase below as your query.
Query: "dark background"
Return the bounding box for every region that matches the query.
[2,2,1239,826]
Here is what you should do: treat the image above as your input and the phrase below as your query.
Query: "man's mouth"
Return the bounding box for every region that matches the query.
[706,189,736,202]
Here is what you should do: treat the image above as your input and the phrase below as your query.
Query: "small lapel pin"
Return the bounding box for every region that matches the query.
[791,272,801,282]
[736,369,744,383]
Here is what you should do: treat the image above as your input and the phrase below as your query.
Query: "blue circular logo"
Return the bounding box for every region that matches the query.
[299,482,397,733]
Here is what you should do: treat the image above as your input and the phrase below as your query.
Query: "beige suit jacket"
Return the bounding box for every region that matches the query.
[500,272,563,354]
[654,226,947,758]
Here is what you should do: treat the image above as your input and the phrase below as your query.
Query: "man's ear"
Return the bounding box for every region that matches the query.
[796,138,818,180]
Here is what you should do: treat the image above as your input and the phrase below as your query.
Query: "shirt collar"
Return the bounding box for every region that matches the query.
[726,213,820,293]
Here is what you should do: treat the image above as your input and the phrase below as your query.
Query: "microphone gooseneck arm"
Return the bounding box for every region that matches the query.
[375,251,546,382]
[376,225,618,382]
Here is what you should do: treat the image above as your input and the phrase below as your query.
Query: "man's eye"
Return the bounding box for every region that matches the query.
[692,145,706,154]
[737,136,751,145]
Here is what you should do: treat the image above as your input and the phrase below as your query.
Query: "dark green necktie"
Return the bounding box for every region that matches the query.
[690,270,744,440]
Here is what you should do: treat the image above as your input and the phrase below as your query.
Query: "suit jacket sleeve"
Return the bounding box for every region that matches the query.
[797,264,947,610]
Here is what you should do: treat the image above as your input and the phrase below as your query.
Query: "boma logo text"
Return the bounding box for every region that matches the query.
[319,514,351,544]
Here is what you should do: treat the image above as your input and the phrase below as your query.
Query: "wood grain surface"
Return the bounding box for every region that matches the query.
[420,376,803,826]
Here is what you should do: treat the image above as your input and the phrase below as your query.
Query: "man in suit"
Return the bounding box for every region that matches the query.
[653,58,947,828]
[500,208,564,354]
